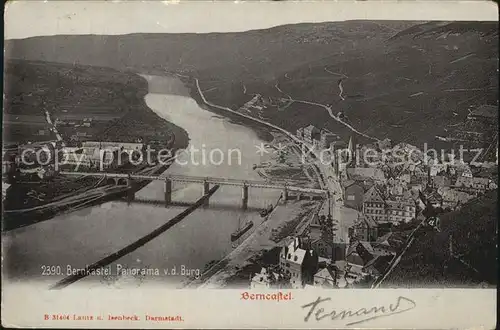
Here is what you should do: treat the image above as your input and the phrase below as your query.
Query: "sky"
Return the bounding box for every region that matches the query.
[4,1,498,40]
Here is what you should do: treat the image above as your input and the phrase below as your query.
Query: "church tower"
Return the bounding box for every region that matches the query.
[347,135,356,167]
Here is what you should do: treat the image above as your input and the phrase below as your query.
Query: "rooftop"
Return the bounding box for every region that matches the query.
[347,240,374,257]
[314,267,336,281]
[363,185,385,203]
[304,124,320,133]
[386,199,415,209]
[438,187,475,204]
[251,267,279,284]
[363,254,393,274]
[334,260,365,274]
[432,175,452,187]
[282,238,314,265]
[348,167,386,181]
[356,214,378,228]
[345,252,365,267]
[455,176,491,186]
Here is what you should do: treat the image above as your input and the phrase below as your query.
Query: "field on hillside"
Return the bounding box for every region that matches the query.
[3,60,188,149]
[6,21,497,152]
[245,22,498,150]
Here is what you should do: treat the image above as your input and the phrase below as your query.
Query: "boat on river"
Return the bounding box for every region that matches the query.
[231,218,254,242]
[260,204,274,218]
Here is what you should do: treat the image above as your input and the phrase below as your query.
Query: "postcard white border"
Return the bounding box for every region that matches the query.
[2,286,497,328]
[2,0,498,329]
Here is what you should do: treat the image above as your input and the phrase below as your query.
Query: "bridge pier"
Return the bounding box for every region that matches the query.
[203,181,210,206]
[126,179,135,203]
[164,178,172,207]
[242,185,249,210]
[281,188,288,204]
[60,172,329,207]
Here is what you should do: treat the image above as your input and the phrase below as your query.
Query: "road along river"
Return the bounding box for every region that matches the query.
[2,74,284,289]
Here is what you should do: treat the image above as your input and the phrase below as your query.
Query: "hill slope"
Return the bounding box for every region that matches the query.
[5,21,498,148]
[3,59,188,148]
[383,189,498,287]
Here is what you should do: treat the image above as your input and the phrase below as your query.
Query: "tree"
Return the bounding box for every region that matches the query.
[278,151,286,164]
[320,214,335,261]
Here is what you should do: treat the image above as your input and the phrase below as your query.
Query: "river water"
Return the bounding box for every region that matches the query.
[3,75,281,288]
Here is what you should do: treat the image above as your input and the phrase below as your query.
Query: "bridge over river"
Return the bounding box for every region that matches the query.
[60,171,327,209]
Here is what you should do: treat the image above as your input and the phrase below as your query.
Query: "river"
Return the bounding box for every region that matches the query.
[3,74,282,288]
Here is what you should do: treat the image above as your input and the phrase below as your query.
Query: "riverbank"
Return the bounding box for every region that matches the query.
[169,74,327,288]
[188,200,319,288]
[2,60,190,229]
[2,163,170,231]
[178,76,275,143]
[255,132,321,188]
[139,74,323,288]
[3,72,321,288]
[4,60,190,149]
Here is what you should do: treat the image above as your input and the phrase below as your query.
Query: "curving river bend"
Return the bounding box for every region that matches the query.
[3,74,282,288]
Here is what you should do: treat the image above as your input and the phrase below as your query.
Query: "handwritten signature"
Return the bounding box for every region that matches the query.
[302,295,416,326]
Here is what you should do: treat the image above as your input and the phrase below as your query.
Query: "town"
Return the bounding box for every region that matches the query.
[2,4,498,330]
[248,121,497,289]
[2,88,498,290]
[2,19,497,293]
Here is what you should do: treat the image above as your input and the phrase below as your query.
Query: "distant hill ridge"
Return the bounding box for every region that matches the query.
[5,20,498,147]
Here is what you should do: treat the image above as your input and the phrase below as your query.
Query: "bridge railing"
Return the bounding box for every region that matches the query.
[59,171,328,194]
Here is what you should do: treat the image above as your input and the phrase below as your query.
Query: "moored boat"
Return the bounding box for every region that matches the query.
[260,204,274,217]
[230,219,253,242]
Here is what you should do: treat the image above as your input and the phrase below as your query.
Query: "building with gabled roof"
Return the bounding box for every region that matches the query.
[362,254,393,277]
[346,241,375,266]
[334,260,367,287]
[375,232,404,249]
[310,237,333,261]
[350,213,379,242]
[250,267,280,289]
[296,127,304,140]
[429,163,447,177]
[347,167,386,183]
[362,186,387,223]
[457,165,473,178]
[410,169,428,185]
[345,250,365,268]
[344,181,367,210]
[303,125,321,146]
[313,267,337,288]
[454,176,492,193]
[2,182,11,202]
[309,213,350,262]
[279,237,318,289]
[438,187,475,210]
[431,175,452,188]
[422,187,444,208]
[385,198,417,224]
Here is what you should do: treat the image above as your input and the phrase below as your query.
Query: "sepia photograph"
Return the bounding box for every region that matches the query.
[2,1,498,328]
